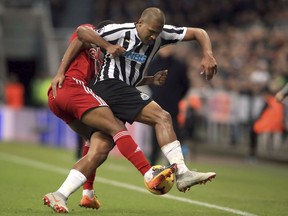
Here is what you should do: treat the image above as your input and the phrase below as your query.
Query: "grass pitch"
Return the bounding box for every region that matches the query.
[0,141,288,216]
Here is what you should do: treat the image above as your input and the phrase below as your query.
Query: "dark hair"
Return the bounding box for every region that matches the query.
[96,20,114,29]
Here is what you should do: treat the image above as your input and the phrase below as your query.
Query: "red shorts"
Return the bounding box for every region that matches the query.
[48,77,108,124]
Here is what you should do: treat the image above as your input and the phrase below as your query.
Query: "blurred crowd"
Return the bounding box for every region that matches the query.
[49,0,288,95]
[48,0,288,158]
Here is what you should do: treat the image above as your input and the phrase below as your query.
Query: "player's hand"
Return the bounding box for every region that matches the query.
[51,73,65,98]
[153,70,168,86]
[106,44,126,57]
[200,53,217,80]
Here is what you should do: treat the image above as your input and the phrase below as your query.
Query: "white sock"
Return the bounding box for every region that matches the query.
[143,167,154,182]
[57,169,87,198]
[161,140,189,175]
[82,189,94,199]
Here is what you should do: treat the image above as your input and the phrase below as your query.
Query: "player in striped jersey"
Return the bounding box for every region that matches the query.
[77,7,217,193]
[43,21,176,213]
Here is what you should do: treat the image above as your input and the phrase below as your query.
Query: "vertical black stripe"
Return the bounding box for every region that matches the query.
[101,26,134,38]
[123,32,131,50]
[113,57,120,80]
[135,36,141,45]
[128,44,143,85]
[103,54,111,80]
[134,44,156,85]
[119,55,126,83]
[119,31,131,83]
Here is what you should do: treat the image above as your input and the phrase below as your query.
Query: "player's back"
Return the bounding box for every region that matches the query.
[65,24,100,84]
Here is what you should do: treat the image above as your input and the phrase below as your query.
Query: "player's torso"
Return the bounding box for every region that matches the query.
[66,48,101,84]
[65,24,101,84]
[97,23,159,86]
[97,23,186,86]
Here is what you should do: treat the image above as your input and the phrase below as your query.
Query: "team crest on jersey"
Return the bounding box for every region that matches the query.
[96,27,104,35]
[140,92,150,101]
[88,48,99,60]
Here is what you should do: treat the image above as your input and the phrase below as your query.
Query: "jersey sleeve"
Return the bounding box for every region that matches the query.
[161,25,187,42]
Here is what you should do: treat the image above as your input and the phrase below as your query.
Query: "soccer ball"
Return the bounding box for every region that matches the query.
[144,165,175,195]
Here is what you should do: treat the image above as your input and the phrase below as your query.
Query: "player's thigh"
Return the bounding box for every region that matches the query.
[81,107,126,135]
[68,120,94,140]
[135,101,166,125]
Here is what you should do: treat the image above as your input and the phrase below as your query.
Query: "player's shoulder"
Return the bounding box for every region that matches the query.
[69,24,96,42]
[98,23,135,37]
[163,24,186,32]
[105,22,135,30]
[160,24,187,40]
[79,23,96,30]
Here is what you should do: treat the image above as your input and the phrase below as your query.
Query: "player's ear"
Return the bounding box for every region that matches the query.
[137,19,143,25]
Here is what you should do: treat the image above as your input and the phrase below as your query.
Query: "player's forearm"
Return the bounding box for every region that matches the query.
[77,26,111,50]
[137,76,154,86]
[58,38,84,75]
[184,28,213,57]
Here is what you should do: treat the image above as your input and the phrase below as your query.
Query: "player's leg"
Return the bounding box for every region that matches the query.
[50,78,158,180]
[79,132,112,209]
[80,107,176,188]
[44,108,175,212]
[43,120,103,213]
[44,81,176,212]
[91,80,215,192]
[44,118,175,213]
[79,131,176,209]
[135,101,216,192]
[79,140,100,209]
[149,129,161,165]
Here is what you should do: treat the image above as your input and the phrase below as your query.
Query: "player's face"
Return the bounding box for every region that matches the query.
[137,19,163,45]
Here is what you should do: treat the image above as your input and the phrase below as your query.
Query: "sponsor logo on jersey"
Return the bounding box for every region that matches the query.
[123,50,147,64]
[140,92,150,101]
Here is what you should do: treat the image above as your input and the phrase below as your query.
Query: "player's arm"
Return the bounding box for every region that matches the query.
[51,38,86,97]
[76,26,126,57]
[137,70,168,86]
[183,28,217,80]
[275,83,288,102]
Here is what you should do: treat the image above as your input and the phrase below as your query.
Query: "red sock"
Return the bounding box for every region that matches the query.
[82,141,95,190]
[113,130,151,176]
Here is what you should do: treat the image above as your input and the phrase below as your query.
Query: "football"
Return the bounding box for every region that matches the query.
[144,165,175,195]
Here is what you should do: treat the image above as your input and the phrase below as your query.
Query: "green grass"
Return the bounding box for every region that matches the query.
[0,141,288,216]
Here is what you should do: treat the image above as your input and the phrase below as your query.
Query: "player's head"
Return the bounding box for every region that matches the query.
[136,7,165,45]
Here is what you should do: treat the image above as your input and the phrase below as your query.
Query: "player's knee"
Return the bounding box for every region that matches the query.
[158,110,172,125]
[87,150,108,164]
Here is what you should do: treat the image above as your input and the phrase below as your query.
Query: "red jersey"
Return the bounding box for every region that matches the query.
[47,24,108,124]
[65,24,102,84]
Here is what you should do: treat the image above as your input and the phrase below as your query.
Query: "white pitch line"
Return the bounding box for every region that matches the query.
[0,152,257,216]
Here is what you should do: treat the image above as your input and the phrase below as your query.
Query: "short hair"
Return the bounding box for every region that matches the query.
[140,7,165,25]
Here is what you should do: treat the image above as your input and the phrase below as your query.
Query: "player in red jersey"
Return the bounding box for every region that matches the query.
[43,22,175,213]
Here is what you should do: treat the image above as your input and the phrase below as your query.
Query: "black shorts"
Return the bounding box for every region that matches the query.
[90,79,152,124]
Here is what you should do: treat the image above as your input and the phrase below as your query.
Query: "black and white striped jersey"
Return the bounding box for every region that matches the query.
[95,23,187,86]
